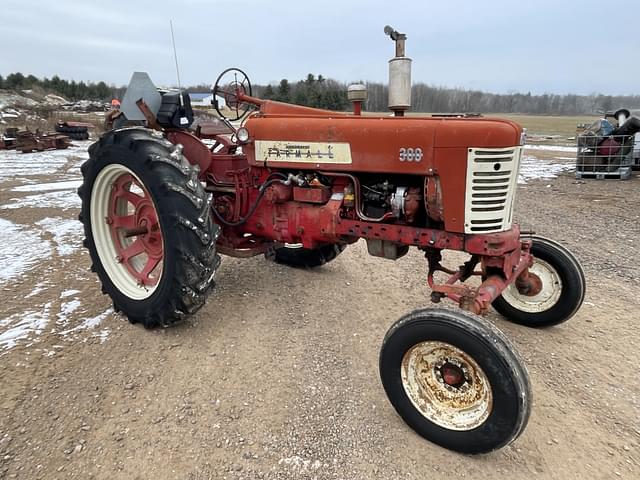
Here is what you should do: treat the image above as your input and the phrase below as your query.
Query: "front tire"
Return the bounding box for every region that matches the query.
[492,236,586,328]
[380,308,531,454]
[78,127,220,328]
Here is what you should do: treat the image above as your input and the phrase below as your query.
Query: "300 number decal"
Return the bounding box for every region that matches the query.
[399,147,423,162]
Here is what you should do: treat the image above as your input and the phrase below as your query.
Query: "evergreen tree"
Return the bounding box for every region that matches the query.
[6,72,25,89]
[25,74,38,87]
[276,79,290,103]
[263,84,275,99]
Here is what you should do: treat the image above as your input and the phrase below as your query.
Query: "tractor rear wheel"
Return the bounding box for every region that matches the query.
[78,127,220,328]
[379,308,531,454]
[492,236,585,328]
[267,243,346,268]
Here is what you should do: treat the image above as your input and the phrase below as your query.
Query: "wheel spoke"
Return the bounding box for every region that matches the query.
[121,238,145,262]
[141,253,162,279]
[111,214,136,229]
[122,190,145,208]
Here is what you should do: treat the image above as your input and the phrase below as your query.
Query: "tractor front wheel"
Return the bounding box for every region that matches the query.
[492,236,586,328]
[78,128,220,328]
[267,243,346,268]
[379,308,531,453]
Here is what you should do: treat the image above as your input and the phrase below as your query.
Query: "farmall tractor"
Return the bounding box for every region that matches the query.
[79,27,585,453]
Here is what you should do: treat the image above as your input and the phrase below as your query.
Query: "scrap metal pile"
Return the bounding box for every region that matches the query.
[576,108,640,179]
[0,127,71,153]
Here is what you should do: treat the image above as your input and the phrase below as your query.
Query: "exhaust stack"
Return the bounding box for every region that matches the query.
[384,25,411,116]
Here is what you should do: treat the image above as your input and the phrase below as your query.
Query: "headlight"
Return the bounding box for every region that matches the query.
[236,127,250,143]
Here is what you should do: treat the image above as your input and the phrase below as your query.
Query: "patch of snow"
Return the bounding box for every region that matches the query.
[93,329,111,343]
[12,179,82,192]
[0,92,38,109]
[519,155,574,184]
[44,94,68,105]
[35,217,83,255]
[0,111,19,120]
[0,302,52,351]
[25,282,48,298]
[60,289,80,298]
[59,308,113,336]
[0,218,52,285]
[524,144,577,153]
[0,141,90,182]
[56,299,82,325]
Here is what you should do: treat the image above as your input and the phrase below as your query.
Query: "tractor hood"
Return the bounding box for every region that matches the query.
[244,113,523,175]
[432,117,522,148]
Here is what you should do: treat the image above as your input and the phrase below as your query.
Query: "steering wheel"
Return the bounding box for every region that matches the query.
[212,68,253,122]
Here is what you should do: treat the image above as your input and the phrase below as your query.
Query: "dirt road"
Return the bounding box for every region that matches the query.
[0,144,638,479]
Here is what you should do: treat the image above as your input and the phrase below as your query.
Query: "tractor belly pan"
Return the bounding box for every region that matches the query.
[244,115,521,174]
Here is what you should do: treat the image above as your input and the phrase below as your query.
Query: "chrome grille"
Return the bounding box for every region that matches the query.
[464,147,522,234]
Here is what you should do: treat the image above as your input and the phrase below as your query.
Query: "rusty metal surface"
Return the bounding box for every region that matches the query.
[165,130,212,177]
[292,186,331,204]
[194,120,232,138]
[425,176,444,222]
[425,238,534,315]
[403,187,421,223]
[136,99,161,131]
[401,341,493,431]
[15,130,71,153]
[515,270,543,296]
[104,110,123,130]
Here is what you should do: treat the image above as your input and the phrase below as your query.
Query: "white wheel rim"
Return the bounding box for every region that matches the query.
[401,341,493,431]
[90,164,163,300]
[501,259,562,313]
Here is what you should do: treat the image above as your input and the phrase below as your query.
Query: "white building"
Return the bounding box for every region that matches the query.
[189,93,214,108]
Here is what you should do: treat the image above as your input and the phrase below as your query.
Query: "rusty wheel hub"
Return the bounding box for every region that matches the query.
[438,361,468,389]
[401,341,493,431]
[502,258,562,313]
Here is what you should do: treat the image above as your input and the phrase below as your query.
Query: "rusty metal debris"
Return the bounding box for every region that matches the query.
[16,130,71,153]
[0,128,71,153]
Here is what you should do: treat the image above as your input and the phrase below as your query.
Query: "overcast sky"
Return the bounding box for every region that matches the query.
[0,0,637,95]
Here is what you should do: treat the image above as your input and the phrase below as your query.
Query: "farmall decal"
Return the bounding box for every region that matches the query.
[255,141,352,164]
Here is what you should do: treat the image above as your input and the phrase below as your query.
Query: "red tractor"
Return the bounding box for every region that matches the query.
[78,27,585,454]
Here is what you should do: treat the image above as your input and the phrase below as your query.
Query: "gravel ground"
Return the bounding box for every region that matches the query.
[0,144,638,479]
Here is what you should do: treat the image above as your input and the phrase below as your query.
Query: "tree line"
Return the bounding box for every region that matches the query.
[2,71,639,114]
[0,72,113,102]
[255,74,350,111]
[362,83,640,115]
[251,76,639,115]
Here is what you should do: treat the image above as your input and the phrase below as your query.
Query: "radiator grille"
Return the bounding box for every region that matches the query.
[464,147,522,234]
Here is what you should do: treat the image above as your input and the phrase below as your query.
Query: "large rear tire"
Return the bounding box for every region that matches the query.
[380,308,531,454]
[492,236,586,328]
[267,243,346,268]
[78,127,220,328]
